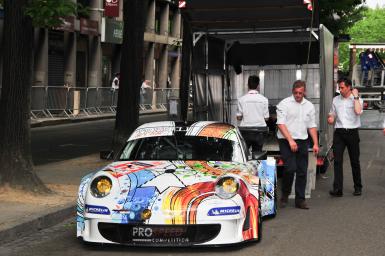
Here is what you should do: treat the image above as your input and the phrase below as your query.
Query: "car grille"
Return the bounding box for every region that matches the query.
[98,223,221,246]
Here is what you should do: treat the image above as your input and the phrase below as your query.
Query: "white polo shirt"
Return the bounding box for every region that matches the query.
[236,90,269,127]
[329,94,363,129]
[276,96,317,140]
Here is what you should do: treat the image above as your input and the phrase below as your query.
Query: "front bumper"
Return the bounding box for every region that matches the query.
[78,218,246,246]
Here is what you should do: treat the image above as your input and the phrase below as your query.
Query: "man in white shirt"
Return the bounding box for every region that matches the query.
[111,73,119,90]
[140,80,152,104]
[236,75,269,154]
[328,78,363,197]
[276,80,319,210]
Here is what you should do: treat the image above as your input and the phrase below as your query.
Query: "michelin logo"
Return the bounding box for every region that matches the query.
[208,206,241,216]
[85,205,110,215]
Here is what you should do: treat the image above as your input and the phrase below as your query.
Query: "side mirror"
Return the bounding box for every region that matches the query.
[100,150,114,160]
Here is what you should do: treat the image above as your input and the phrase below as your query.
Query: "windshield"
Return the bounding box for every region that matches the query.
[119,133,244,162]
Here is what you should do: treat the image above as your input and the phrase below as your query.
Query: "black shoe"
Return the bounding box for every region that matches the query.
[353,188,362,196]
[295,200,309,210]
[329,189,343,197]
[279,195,289,208]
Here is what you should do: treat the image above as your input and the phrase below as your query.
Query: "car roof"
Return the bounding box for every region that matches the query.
[127,121,238,142]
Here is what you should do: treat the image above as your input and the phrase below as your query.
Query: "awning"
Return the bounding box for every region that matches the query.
[181,0,318,33]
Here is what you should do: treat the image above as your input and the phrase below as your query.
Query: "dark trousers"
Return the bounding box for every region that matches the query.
[279,139,309,201]
[239,130,265,153]
[332,129,362,191]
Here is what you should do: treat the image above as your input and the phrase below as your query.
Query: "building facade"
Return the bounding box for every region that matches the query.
[0,0,182,91]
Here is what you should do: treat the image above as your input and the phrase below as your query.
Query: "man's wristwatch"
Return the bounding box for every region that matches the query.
[354,96,359,100]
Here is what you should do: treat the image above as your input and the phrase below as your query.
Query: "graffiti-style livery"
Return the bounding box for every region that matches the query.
[77,121,276,246]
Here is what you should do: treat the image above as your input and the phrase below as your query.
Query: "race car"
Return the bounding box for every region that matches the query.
[77,121,276,246]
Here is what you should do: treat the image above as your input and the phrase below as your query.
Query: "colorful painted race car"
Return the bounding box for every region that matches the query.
[77,121,276,246]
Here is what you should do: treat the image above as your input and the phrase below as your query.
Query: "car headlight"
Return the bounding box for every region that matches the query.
[215,176,240,199]
[90,176,112,198]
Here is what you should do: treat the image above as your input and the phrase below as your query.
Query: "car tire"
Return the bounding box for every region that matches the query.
[257,206,263,242]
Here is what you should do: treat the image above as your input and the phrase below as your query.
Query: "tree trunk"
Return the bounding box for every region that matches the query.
[112,0,149,153]
[0,0,49,193]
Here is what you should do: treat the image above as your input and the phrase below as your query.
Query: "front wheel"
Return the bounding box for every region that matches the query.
[257,205,263,242]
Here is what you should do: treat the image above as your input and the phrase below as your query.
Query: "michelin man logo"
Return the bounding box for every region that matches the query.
[208,206,241,216]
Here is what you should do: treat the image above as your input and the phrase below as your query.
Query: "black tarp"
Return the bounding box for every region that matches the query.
[182,0,319,32]
[179,0,321,120]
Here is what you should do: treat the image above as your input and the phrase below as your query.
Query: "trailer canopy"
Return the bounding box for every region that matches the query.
[182,0,318,32]
[181,0,320,66]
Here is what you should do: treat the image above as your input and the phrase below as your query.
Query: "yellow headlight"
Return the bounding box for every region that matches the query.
[97,178,112,194]
[222,178,238,193]
[91,176,112,198]
[215,176,240,199]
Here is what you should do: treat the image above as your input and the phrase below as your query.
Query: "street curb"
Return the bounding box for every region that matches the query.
[0,204,75,245]
[31,115,115,128]
[31,110,167,128]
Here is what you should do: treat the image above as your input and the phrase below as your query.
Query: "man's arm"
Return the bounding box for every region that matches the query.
[307,105,319,155]
[277,124,298,152]
[352,88,363,115]
[328,99,336,125]
[264,98,269,121]
[308,127,319,155]
[276,101,297,152]
[236,99,243,121]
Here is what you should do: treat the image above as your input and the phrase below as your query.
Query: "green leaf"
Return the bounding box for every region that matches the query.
[24,0,77,28]
[338,8,385,71]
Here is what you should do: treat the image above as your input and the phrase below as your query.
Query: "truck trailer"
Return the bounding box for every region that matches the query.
[178,0,335,197]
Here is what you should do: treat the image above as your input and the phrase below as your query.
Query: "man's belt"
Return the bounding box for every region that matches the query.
[238,126,269,133]
[335,128,358,131]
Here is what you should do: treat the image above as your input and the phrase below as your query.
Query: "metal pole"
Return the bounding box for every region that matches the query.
[205,33,209,121]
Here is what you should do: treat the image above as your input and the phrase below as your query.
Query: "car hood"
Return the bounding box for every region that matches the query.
[105,160,255,187]
[92,160,259,223]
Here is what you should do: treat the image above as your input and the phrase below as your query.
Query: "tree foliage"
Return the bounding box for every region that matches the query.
[338,8,385,71]
[319,0,367,36]
[24,0,83,28]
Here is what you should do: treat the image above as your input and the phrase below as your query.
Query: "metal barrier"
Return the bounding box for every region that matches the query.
[45,86,70,117]
[354,66,385,87]
[139,88,180,114]
[31,86,48,119]
[30,86,180,120]
[85,87,100,115]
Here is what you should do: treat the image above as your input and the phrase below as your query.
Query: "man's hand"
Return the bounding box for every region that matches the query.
[288,139,298,152]
[313,144,319,156]
[327,114,335,125]
[352,88,359,97]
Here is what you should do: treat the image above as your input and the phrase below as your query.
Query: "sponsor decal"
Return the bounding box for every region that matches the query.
[85,205,110,215]
[208,206,241,216]
[132,226,186,238]
[105,0,120,17]
[132,237,190,243]
[303,0,313,11]
[178,1,186,8]
[131,226,189,244]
